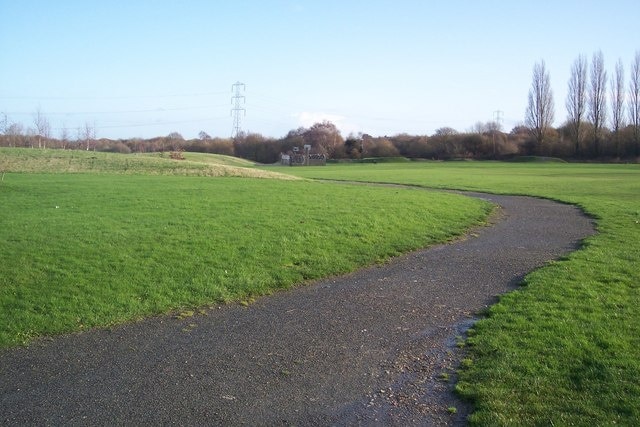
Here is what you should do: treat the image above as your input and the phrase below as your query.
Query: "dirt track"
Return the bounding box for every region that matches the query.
[0,191,595,426]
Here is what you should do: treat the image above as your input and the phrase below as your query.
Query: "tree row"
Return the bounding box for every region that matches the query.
[526,50,640,158]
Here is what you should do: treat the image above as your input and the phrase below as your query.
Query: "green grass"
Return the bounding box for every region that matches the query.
[0,170,490,347]
[5,147,639,424]
[0,147,290,179]
[144,151,257,167]
[328,156,411,164]
[508,155,567,163]
[271,161,640,425]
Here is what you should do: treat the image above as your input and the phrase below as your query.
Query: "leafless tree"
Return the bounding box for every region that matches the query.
[566,55,588,156]
[26,127,37,148]
[525,60,555,150]
[79,122,96,151]
[166,132,184,151]
[32,107,51,149]
[470,121,500,135]
[610,58,625,157]
[302,121,344,157]
[589,51,607,157]
[630,51,640,156]
[5,122,23,147]
[59,125,70,150]
[487,120,502,133]
[0,112,8,135]
[434,127,458,136]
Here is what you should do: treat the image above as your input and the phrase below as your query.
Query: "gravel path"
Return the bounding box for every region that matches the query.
[0,192,595,426]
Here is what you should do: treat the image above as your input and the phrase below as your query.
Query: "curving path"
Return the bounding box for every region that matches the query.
[0,192,595,426]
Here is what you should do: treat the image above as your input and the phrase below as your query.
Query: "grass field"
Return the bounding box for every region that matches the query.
[3,148,639,424]
[0,149,491,349]
[0,147,288,179]
[272,161,640,425]
[142,151,257,168]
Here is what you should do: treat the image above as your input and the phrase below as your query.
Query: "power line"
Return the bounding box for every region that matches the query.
[0,90,229,101]
[3,104,229,116]
[231,81,246,138]
[50,117,226,132]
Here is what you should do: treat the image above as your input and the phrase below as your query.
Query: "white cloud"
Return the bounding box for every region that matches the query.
[294,112,344,127]
[293,112,359,136]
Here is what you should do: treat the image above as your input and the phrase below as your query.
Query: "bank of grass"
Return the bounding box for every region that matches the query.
[0,171,490,347]
[274,161,640,425]
[0,147,289,179]
[144,151,257,167]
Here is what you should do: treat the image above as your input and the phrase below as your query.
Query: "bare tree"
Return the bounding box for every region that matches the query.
[630,51,640,156]
[469,121,500,135]
[166,132,184,151]
[302,121,344,157]
[79,122,95,151]
[434,127,458,136]
[525,60,555,151]
[26,127,37,148]
[610,58,625,157]
[566,55,588,156]
[0,112,8,135]
[32,107,51,149]
[6,122,23,147]
[76,127,82,148]
[589,51,607,157]
[60,125,70,150]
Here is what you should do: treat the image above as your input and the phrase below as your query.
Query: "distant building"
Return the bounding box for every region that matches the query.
[280,147,326,166]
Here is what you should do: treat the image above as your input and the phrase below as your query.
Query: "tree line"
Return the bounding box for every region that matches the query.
[0,117,525,163]
[2,50,639,163]
[0,116,634,163]
[526,50,640,159]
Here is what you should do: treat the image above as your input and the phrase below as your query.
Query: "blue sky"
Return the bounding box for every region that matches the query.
[1,0,639,140]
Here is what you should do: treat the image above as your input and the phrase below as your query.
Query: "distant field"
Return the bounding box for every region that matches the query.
[0,147,288,179]
[0,149,490,348]
[142,151,257,168]
[272,161,640,425]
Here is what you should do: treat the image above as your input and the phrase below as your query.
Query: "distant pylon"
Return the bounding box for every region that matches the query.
[231,82,246,138]
[493,110,504,130]
[492,110,504,158]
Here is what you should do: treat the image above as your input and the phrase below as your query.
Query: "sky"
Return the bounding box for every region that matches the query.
[1,0,639,140]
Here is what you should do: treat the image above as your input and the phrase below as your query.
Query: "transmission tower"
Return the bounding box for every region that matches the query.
[492,110,504,158]
[231,81,246,138]
[493,110,504,131]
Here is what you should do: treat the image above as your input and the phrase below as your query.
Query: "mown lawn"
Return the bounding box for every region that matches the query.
[0,170,490,348]
[273,161,640,425]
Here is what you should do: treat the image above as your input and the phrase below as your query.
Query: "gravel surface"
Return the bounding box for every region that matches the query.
[0,192,595,426]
